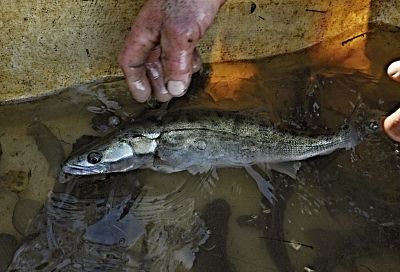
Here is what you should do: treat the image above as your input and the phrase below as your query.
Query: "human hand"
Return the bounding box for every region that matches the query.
[384,60,400,142]
[119,0,226,103]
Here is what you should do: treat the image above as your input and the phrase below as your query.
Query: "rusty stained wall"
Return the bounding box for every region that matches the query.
[0,0,399,103]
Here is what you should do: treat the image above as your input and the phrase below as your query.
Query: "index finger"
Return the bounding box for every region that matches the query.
[118,2,162,102]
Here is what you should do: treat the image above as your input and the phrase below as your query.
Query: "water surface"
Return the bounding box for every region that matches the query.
[1,30,400,272]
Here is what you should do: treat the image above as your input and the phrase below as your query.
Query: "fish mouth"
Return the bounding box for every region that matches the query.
[62,164,106,176]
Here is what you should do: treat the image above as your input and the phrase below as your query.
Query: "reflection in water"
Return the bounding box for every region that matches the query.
[1,30,400,271]
[8,173,210,271]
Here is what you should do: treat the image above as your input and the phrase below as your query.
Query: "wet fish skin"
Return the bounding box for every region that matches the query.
[63,109,360,176]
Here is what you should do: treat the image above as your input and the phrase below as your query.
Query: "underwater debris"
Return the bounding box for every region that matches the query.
[91,113,121,134]
[289,240,302,251]
[0,170,30,193]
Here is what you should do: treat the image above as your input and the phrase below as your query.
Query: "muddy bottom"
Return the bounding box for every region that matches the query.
[1,28,400,272]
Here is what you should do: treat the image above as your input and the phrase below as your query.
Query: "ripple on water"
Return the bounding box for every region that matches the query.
[2,30,400,271]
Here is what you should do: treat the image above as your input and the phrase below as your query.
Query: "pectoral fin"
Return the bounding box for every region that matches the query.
[244,166,277,204]
[257,161,301,180]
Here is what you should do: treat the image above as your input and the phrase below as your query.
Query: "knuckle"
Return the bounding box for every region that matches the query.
[164,21,201,45]
[163,58,192,75]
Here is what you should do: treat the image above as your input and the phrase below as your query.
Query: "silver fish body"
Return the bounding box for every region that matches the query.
[63,109,359,175]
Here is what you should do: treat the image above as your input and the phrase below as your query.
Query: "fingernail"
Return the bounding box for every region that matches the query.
[167,80,185,96]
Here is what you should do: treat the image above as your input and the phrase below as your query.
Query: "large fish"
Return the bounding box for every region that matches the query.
[63,109,376,176]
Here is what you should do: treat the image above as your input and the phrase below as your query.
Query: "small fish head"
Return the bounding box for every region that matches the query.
[367,119,381,133]
[63,134,157,175]
[361,109,384,135]
[349,108,384,141]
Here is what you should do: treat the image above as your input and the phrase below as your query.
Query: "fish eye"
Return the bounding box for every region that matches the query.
[87,152,102,164]
[368,120,379,131]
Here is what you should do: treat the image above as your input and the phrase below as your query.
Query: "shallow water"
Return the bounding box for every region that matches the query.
[1,29,400,271]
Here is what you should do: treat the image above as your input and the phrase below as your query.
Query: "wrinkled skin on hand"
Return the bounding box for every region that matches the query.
[119,0,226,102]
[384,60,400,142]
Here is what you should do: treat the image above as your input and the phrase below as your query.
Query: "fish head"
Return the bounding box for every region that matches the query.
[63,133,158,175]
[357,109,384,137]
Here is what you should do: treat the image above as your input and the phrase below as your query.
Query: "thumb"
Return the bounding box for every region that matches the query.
[387,60,400,82]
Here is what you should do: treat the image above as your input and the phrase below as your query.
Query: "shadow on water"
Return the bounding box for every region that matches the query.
[0,29,400,271]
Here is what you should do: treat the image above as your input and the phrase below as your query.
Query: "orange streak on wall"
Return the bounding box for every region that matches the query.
[307,0,372,72]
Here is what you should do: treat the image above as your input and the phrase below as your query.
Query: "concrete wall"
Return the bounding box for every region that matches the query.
[1,0,399,103]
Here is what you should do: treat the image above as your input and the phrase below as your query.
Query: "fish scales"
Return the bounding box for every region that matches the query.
[63,108,358,176]
[131,109,352,158]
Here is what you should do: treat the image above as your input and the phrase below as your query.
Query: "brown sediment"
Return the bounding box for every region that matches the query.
[0,233,18,272]
[261,183,296,272]
[236,173,296,272]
